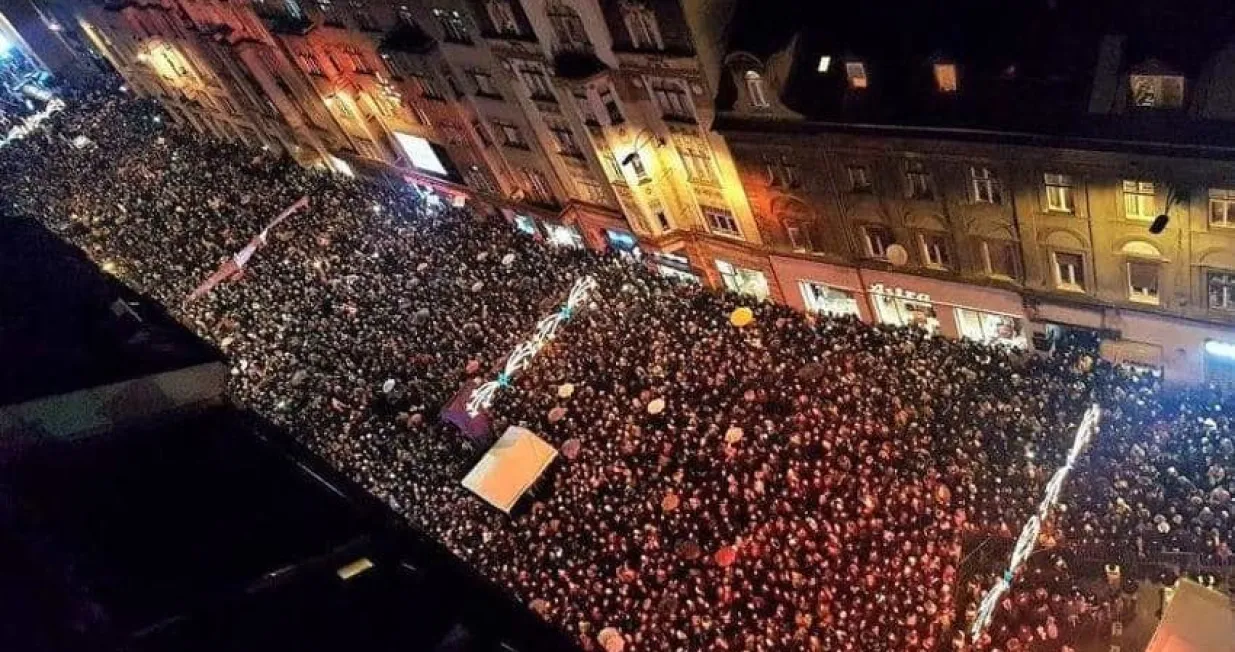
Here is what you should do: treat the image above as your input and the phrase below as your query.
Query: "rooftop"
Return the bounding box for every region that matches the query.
[719,0,1235,150]
[0,217,218,406]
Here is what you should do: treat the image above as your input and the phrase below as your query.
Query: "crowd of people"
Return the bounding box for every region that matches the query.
[3,73,1234,651]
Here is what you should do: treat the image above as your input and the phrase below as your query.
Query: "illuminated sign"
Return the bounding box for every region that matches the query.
[1205,340,1235,360]
[867,282,931,303]
[394,132,447,176]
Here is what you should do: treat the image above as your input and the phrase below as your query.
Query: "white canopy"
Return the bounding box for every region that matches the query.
[1146,579,1235,652]
[461,426,557,513]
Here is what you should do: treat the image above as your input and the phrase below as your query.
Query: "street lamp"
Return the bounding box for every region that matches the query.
[620,129,665,166]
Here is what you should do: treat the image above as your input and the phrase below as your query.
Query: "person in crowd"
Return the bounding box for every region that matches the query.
[2,70,1230,651]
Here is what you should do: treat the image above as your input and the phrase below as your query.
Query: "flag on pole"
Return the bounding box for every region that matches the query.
[184,196,310,304]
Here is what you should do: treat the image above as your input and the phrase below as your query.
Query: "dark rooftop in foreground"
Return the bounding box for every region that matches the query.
[0,219,577,652]
[0,217,217,406]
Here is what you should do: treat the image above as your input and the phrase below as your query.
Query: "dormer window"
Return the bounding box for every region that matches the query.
[817,56,831,73]
[934,63,957,92]
[745,70,769,108]
[846,61,867,89]
[1130,74,1184,108]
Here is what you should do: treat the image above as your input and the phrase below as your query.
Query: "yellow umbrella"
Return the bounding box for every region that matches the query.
[730,307,754,328]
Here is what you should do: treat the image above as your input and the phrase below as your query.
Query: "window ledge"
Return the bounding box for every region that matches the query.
[1129,295,1160,306]
[1044,208,1075,215]
[1055,284,1086,294]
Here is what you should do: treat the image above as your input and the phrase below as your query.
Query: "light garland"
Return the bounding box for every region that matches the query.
[0,98,66,149]
[466,275,598,417]
[969,403,1102,643]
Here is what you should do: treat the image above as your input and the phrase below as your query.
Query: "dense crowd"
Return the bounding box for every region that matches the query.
[3,74,1233,651]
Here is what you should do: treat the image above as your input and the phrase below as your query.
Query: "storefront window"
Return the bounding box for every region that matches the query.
[799,281,860,318]
[605,229,641,258]
[1205,340,1235,382]
[545,223,585,249]
[955,308,1027,348]
[514,214,538,236]
[869,283,938,334]
[652,252,698,283]
[716,260,770,301]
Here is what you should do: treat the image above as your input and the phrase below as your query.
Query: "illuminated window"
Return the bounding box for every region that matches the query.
[846,61,867,89]
[863,225,892,259]
[745,70,769,108]
[1127,261,1160,304]
[1131,74,1184,108]
[970,166,1001,203]
[847,164,871,192]
[817,56,831,73]
[626,152,648,181]
[1044,173,1074,212]
[704,207,741,237]
[904,160,932,199]
[680,146,716,184]
[432,7,471,44]
[1209,271,1235,311]
[934,63,957,92]
[920,233,950,268]
[1209,188,1235,227]
[1054,252,1085,291]
[1123,180,1156,220]
[485,0,519,35]
[623,3,662,50]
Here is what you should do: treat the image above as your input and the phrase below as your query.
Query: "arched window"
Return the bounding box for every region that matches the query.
[745,70,769,108]
[547,1,589,52]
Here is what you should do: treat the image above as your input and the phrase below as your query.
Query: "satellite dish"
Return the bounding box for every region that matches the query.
[886,244,909,266]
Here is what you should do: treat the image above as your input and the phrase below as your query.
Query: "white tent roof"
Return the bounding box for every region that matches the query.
[461,426,557,513]
[1146,579,1235,652]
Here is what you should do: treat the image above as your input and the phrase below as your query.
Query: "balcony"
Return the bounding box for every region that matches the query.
[380,23,436,56]
[553,50,607,82]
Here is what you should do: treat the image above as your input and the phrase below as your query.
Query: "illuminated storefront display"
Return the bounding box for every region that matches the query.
[1205,339,1235,381]
[955,308,1027,348]
[545,223,585,249]
[651,251,699,283]
[717,259,770,301]
[869,283,940,334]
[604,229,640,257]
[513,214,538,236]
[799,281,860,318]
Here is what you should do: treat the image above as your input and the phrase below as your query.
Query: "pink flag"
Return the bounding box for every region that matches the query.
[184,197,310,304]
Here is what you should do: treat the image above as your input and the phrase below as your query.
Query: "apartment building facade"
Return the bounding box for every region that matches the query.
[68,0,754,253]
[706,0,1235,382]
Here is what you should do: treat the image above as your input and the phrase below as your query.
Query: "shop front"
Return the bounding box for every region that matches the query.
[769,256,870,322]
[860,270,1028,348]
[650,250,700,284]
[543,222,586,249]
[716,259,771,301]
[604,228,642,260]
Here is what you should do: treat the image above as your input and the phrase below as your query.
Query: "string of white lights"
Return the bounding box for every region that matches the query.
[969,403,1102,643]
[0,98,66,149]
[466,275,598,417]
